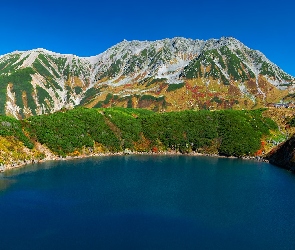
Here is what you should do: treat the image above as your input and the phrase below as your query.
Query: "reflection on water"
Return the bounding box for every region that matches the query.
[0,178,16,191]
[0,156,110,191]
[0,159,65,191]
[0,158,85,177]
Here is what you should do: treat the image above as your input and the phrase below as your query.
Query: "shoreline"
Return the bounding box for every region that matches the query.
[0,150,269,173]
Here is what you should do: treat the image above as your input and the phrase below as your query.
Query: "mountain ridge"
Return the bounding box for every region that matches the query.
[4,37,293,78]
[2,37,293,77]
[0,36,294,118]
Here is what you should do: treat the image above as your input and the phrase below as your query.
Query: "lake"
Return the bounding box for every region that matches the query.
[0,155,295,249]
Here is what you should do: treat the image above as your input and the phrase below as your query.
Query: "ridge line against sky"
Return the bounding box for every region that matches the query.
[1,0,294,76]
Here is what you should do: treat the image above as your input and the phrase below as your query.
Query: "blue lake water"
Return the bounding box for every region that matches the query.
[0,155,295,250]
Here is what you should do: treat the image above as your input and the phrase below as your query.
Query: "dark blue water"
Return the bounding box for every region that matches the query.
[0,155,295,250]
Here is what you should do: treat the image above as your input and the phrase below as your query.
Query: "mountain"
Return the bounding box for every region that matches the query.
[0,37,294,118]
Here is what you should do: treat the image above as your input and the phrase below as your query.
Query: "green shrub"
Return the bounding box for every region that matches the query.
[0,115,33,149]
[20,107,277,157]
[166,83,185,92]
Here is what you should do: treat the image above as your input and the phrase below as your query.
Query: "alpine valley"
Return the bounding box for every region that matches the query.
[0,36,295,119]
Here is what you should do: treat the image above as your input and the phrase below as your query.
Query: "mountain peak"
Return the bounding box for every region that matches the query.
[0,36,294,119]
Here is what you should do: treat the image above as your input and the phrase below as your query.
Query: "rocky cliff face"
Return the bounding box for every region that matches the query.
[0,37,294,118]
[266,135,295,172]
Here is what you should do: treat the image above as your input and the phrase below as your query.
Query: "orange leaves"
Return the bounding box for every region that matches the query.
[255,141,266,156]
[152,146,158,153]
[255,149,263,156]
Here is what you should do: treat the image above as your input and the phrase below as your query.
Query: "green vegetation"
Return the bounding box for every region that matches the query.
[0,102,279,160]
[74,86,83,95]
[93,93,119,108]
[32,59,63,91]
[166,83,185,92]
[19,107,277,157]
[0,68,36,116]
[102,59,122,78]
[0,115,33,148]
[140,109,276,156]
[217,110,264,156]
[140,110,218,153]
[0,54,21,74]
[127,97,133,108]
[260,62,276,78]
[103,109,143,149]
[183,56,203,79]
[146,78,167,87]
[139,95,163,102]
[36,86,53,110]
[48,56,68,73]
[210,96,222,104]
[38,54,60,78]
[25,108,120,156]
[70,58,87,77]
[287,116,295,127]
[183,49,224,80]
[123,55,146,75]
[137,95,167,111]
[182,46,259,84]
[32,60,52,79]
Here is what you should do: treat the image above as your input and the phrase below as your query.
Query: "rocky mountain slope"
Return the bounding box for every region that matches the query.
[0,37,294,118]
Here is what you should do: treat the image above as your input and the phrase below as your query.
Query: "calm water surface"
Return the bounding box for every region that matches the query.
[0,155,295,250]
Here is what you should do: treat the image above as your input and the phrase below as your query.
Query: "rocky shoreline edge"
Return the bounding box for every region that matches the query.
[0,150,269,173]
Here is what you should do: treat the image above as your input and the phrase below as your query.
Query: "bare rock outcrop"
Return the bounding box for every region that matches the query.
[266,135,295,172]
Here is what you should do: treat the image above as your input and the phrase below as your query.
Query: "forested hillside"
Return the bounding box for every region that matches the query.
[0,107,280,170]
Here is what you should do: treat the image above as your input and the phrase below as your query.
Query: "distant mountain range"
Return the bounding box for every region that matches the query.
[0,37,294,118]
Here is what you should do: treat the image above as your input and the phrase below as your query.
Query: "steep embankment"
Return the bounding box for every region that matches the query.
[1,107,280,171]
[266,111,295,172]
[266,135,295,172]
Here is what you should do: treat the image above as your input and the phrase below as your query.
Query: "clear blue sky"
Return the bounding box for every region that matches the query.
[1,0,294,76]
